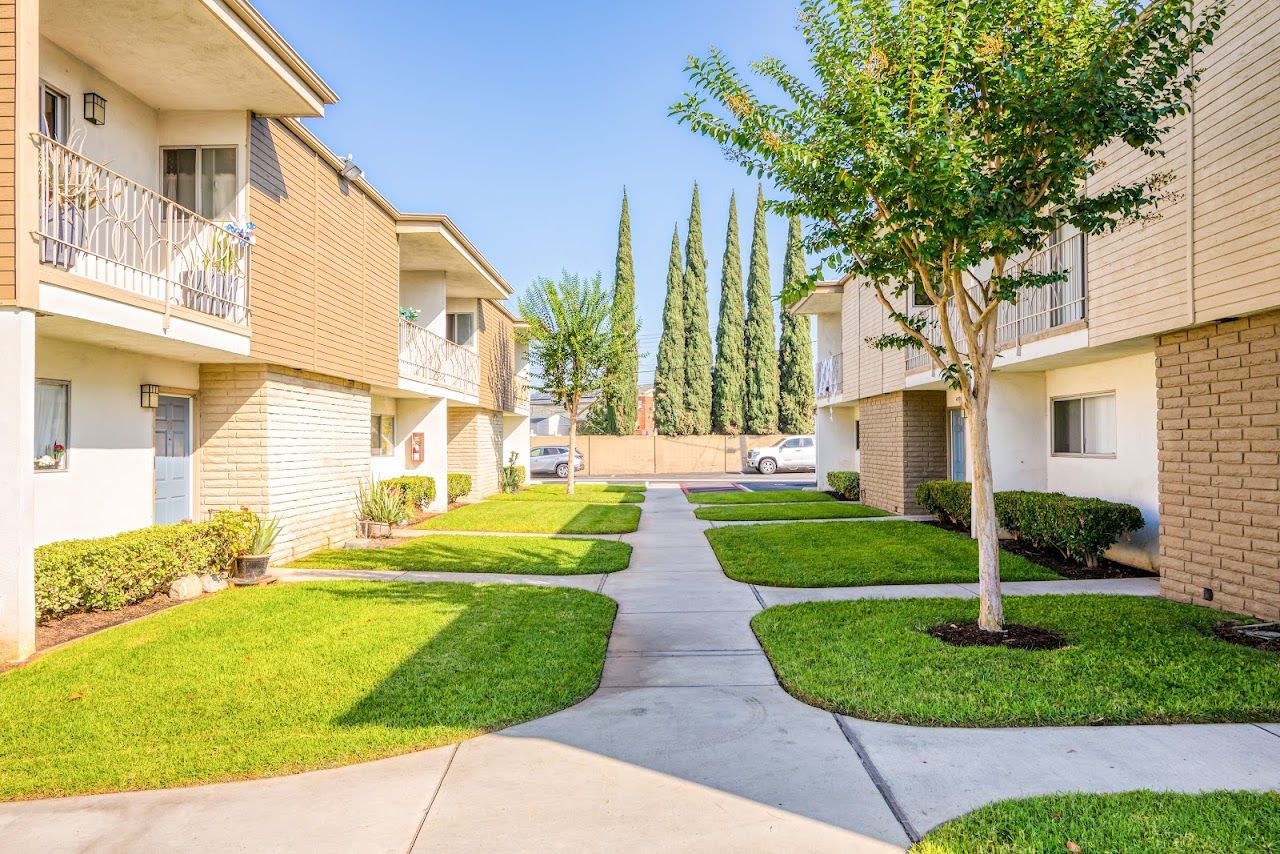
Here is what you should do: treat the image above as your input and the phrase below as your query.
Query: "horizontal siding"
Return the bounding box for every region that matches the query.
[0,1,15,301]
[477,300,518,412]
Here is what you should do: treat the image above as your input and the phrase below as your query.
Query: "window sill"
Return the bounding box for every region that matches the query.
[1050,453,1116,460]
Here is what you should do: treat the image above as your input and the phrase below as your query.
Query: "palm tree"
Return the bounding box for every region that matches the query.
[518,272,616,495]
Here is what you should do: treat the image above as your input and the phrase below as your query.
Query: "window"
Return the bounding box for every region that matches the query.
[447,312,475,347]
[34,380,69,471]
[370,415,395,457]
[1052,393,1117,457]
[40,84,69,143]
[161,146,238,220]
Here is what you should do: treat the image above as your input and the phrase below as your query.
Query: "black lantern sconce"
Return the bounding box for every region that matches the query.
[140,384,160,409]
[83,92,107,126]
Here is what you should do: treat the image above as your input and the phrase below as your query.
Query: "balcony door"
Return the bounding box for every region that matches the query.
[154,396,192,525]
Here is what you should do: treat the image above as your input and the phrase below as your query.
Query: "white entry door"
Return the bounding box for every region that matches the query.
[155,395,192,525]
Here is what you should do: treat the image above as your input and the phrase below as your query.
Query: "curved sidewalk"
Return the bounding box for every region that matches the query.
[0,483,1275,853]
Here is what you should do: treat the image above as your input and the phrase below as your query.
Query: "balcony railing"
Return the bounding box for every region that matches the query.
[34,133,251,325]
[398,318,480,396]
[516,376,531,410]
[816,353,843,400]
[905,233,1086,373]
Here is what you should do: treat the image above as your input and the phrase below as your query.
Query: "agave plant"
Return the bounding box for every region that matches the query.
[246,515,282,557]
[357,481,409,525]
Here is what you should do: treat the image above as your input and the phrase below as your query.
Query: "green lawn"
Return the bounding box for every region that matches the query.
[416,500,640,534]
[706,520,1059,586]
[0,582,615,800]
[753,595,1280,726]
[695,502,889,522]
[287,534,631,575]
[525,483,646,494]
[685,489,835,505]
[492,490,644,505]
[914,791,1280,854]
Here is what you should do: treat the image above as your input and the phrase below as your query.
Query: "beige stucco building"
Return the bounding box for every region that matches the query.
[0,0,530,660]
[795,0,1280,622]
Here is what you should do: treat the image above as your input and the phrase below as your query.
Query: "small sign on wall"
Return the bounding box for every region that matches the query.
[409,432,424,463]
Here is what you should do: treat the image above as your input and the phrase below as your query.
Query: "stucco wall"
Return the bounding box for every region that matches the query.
[815,404,859,491]
[370,394,449,512]
[987,372,1049,492]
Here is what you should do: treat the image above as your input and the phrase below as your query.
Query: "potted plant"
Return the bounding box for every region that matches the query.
[357,481,408,538]
[235,514,281,585]
[38,132,109,270]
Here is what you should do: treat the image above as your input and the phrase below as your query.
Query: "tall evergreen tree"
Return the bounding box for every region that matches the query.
[711,192,746,435]
[743,186,779,434]
[653,225,686,435]
[778,215,815,434]
[604,188,639,435]
[681,184,713,434]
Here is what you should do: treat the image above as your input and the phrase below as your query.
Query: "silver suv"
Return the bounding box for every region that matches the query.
[746,435,816,475]
[530,445,585,478]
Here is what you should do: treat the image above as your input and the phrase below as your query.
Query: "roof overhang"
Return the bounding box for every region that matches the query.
[789,279,847,315]
[40,0,338,116]
[397,215,514,302]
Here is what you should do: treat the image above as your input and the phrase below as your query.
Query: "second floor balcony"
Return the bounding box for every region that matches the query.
[906,233,1086,373]
[816,353,843,400]
[35,134,252,327]
[398,317,480,397]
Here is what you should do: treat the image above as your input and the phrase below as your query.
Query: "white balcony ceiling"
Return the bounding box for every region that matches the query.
[398,220,512,301]
[40,0,332,115]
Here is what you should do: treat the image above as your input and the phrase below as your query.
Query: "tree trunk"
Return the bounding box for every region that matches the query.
[567,409,578,496]
[965,385,1004,632]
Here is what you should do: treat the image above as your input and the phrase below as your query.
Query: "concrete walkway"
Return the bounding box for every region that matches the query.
[1,484,1276,853]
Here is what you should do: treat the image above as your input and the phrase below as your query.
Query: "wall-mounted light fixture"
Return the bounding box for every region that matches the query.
[83,92,107,126]
[338,154,363,182]
[140,384,160,409]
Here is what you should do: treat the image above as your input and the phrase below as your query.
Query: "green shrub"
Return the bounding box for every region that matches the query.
[382,476,436,511]
[34,510,256,622]
[501,466,526,494]
[827,471,860,501]
[915,480,972,526]
[996,490,1145,568]
[448,473,473,503]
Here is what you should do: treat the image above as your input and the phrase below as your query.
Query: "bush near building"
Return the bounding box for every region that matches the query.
[826,471,860,501]
[447,473,474,503]
[381,476,436,511]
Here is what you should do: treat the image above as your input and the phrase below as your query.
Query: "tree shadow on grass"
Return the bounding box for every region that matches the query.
[296,537,630,575]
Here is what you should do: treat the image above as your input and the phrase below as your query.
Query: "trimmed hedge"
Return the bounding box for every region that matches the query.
[34,510,256,622]
[382,476,436,511]
[827,471,860,501]
[447,473,473,503]
[915,480,972,526]
[996,490,1145,568]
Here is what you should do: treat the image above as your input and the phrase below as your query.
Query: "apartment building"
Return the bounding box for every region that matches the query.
[795,0,1279,621]
[0,0,530,660]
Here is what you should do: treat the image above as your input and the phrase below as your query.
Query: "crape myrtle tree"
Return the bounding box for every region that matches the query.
[518,272,618,496]
[711,192,748,434]
[653,226,686,435]
[605,188,640,435]
[674,0,1223,631]
[682,184,714,434]
[778,214,816,434]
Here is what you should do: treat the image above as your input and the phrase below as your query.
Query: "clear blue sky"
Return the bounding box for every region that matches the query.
[253,0,811,382]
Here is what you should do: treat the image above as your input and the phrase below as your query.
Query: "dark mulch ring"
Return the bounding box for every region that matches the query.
[1214,621,1280,653]
[0,594,196,671]
[928,621,1066,650]
[919,520,1156,581]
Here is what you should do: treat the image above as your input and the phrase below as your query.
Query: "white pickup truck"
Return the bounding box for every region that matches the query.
[745,435,816,475]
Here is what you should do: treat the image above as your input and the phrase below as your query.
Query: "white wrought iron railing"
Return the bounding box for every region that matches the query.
[398,318,480,395]
[515,375,531,409]
[905,233,1086,373]
[34,133,251,325]
[816,353,843,399]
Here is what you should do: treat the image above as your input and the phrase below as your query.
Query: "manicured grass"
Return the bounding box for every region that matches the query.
[706,520,1059,586]
[0,582,615,800]
[753,595,1280,726]
[914,790,1280,854]
[492,490,644,505]
[287,534,631,575]
[695,502,889,522]
[417,500,640,534]
[685,489,835,505]
[526,483,646,494]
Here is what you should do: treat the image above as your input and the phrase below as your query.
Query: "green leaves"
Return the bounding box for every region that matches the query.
[654,226,686,435]
[518,271,616,424]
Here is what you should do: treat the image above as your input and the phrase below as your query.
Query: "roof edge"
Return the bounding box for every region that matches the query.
[224,0,340,107]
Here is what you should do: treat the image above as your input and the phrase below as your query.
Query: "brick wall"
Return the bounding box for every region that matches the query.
[447,405,503,498]
[860,390,947,514]
[199,364,271,515]
[1156,310,1280,620]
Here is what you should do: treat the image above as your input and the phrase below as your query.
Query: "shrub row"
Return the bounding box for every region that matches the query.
[447,473,473,503]
[35,510,256,622]
[382,476,436,511]
[827,471,861,501]
[914,481,1144,567]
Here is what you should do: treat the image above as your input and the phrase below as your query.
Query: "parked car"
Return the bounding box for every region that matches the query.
[745,435,816,475]
[530,445,586,478]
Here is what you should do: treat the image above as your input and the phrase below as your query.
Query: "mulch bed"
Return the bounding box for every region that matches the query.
[1214,622,1280,653]
[919,520,1156,581]
[928,621,1066,650]
[0,594,192,672]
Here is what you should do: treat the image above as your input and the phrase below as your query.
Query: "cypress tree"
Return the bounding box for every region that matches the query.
[681,184,713,434]
[711,192,747,435]
[743,186,779,434]
[653,225,686,435]
[605,188,639,435]
[778,215,815,434]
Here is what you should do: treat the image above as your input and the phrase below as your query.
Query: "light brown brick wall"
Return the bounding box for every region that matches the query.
[860,390,947,514]
[1156,310,1280,620]
[198,364,271,515]
[447,405,503,498]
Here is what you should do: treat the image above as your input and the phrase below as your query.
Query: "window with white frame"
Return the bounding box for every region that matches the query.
[161,146,238,220]
[34,379,69,471]
[447,312,475,347]
[370,414,395,457]
[40,84,69,143]
[1052,392,1117,457]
